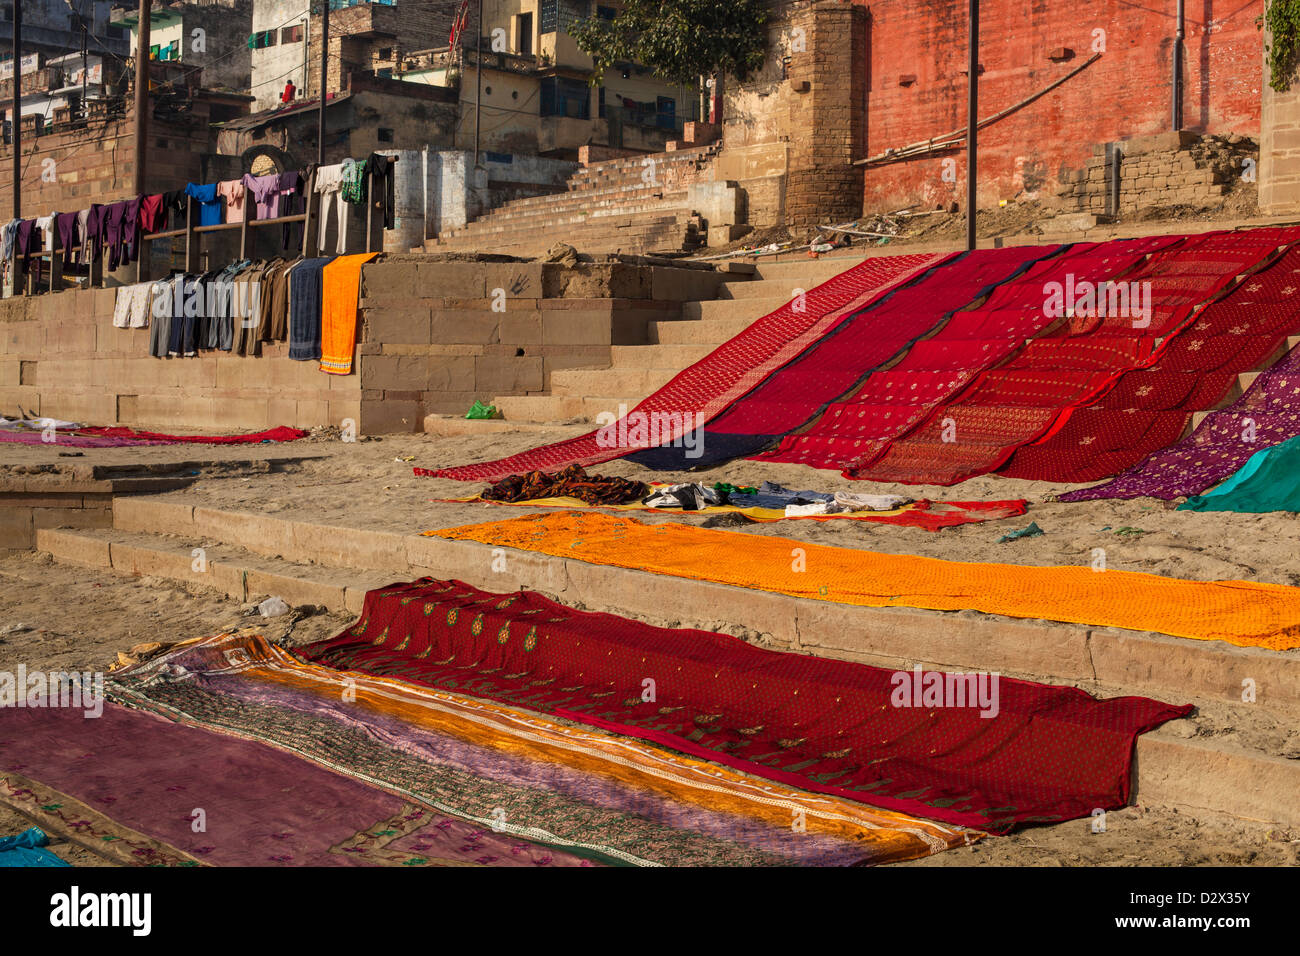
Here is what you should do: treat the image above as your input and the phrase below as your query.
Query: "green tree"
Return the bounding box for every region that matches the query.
[570,0,770,87]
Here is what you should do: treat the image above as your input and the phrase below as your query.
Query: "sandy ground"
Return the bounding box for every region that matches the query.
[5,426,1300,867]
[0,551,1297,867]
[10,427,1298,586]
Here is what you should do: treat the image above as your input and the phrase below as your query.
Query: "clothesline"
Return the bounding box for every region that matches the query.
[4,154,398,298]
[113,250,376,376]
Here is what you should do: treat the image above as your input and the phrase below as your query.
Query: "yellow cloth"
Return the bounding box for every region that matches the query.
[425,511,1300,650]
[319,252,378,375]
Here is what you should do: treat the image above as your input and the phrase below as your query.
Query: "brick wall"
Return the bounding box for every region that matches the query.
[1055,131,1255,217]
[0,100,216,220]
[857,0,1263,212]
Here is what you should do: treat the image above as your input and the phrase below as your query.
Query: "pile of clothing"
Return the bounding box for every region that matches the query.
[481,464,649,506]
[645,480,912,516]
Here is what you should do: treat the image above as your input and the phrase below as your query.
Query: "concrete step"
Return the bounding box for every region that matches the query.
[549,366,680,398]
[465,185,691,222]
[36,497,1300,828]
[492,394,590,423]
[748,256,873,284]
[36,526,394,615]
[609,343,715,369]
[446,200,695,238]
[680,296,789,323]
[648,315,755,344]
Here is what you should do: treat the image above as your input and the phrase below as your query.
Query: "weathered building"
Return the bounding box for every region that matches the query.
[723,0,1266,225]
[108,0,254,92]
[0,0,129,61]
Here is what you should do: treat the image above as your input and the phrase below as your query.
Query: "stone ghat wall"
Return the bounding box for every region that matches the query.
[0,258,724,435]
[0,287,362,433]
[355,258,725,432]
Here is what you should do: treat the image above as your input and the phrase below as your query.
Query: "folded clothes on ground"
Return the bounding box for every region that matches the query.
[642,482,725,511]
[726,481,837,510]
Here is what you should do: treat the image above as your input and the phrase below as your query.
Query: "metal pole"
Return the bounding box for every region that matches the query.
[1172,0,1184,130]
[966,0,978,251]
[81,23,88,122]
[11,0,21,219]
[318,0,330,164]
[133,0,151,197]
[473,0,483,168]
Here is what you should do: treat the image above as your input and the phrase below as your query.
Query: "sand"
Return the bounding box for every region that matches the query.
[4,427,1300,866]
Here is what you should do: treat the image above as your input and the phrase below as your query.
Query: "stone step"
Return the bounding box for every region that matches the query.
[446,199,694,237]
[749,255,872,283]
[36,526,394,615]
[608,343,715,369]
[680,296,789,323]
[33,500,1300,828]
[466,185,691,222]
[549,366,680,398]
[492,393,639,424]
[648,315,755,344]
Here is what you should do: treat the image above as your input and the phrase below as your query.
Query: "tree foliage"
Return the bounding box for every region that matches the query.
[570,0,770,86]
[1263,0,1300,92]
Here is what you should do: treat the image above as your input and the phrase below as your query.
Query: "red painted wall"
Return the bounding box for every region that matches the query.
[856,0,1263,212]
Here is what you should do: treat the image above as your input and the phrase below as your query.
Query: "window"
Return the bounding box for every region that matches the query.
[378,47,392,60]
[281,24,303,44]
[598,86,605,118]
[516,12,533,55]
[247,31,278,49]
[540,76,590,119]
[378,127,394,142]
[597,5,616,19]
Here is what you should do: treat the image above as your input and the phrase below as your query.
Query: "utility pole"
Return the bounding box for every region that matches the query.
[318,0,330,164]
[11,0,21,219]
[133,0,151,197]
[473,0,483,169]
[965,0,978,252]
[1172,0,1184,130]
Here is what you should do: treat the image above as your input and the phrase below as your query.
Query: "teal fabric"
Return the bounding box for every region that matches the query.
[0,828,68,867]
[1180,434,1300,513]
[997,521,1043,543]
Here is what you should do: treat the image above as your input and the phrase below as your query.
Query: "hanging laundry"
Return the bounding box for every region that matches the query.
[54,211,79,268]
[288,257,333,361]
[312,163,352,255]
[184,182,223,226]
[139,193,167,234]
[112,282,154,329]
[320,252,378,374]
[217,179,246,223]
[367,152,397,229]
